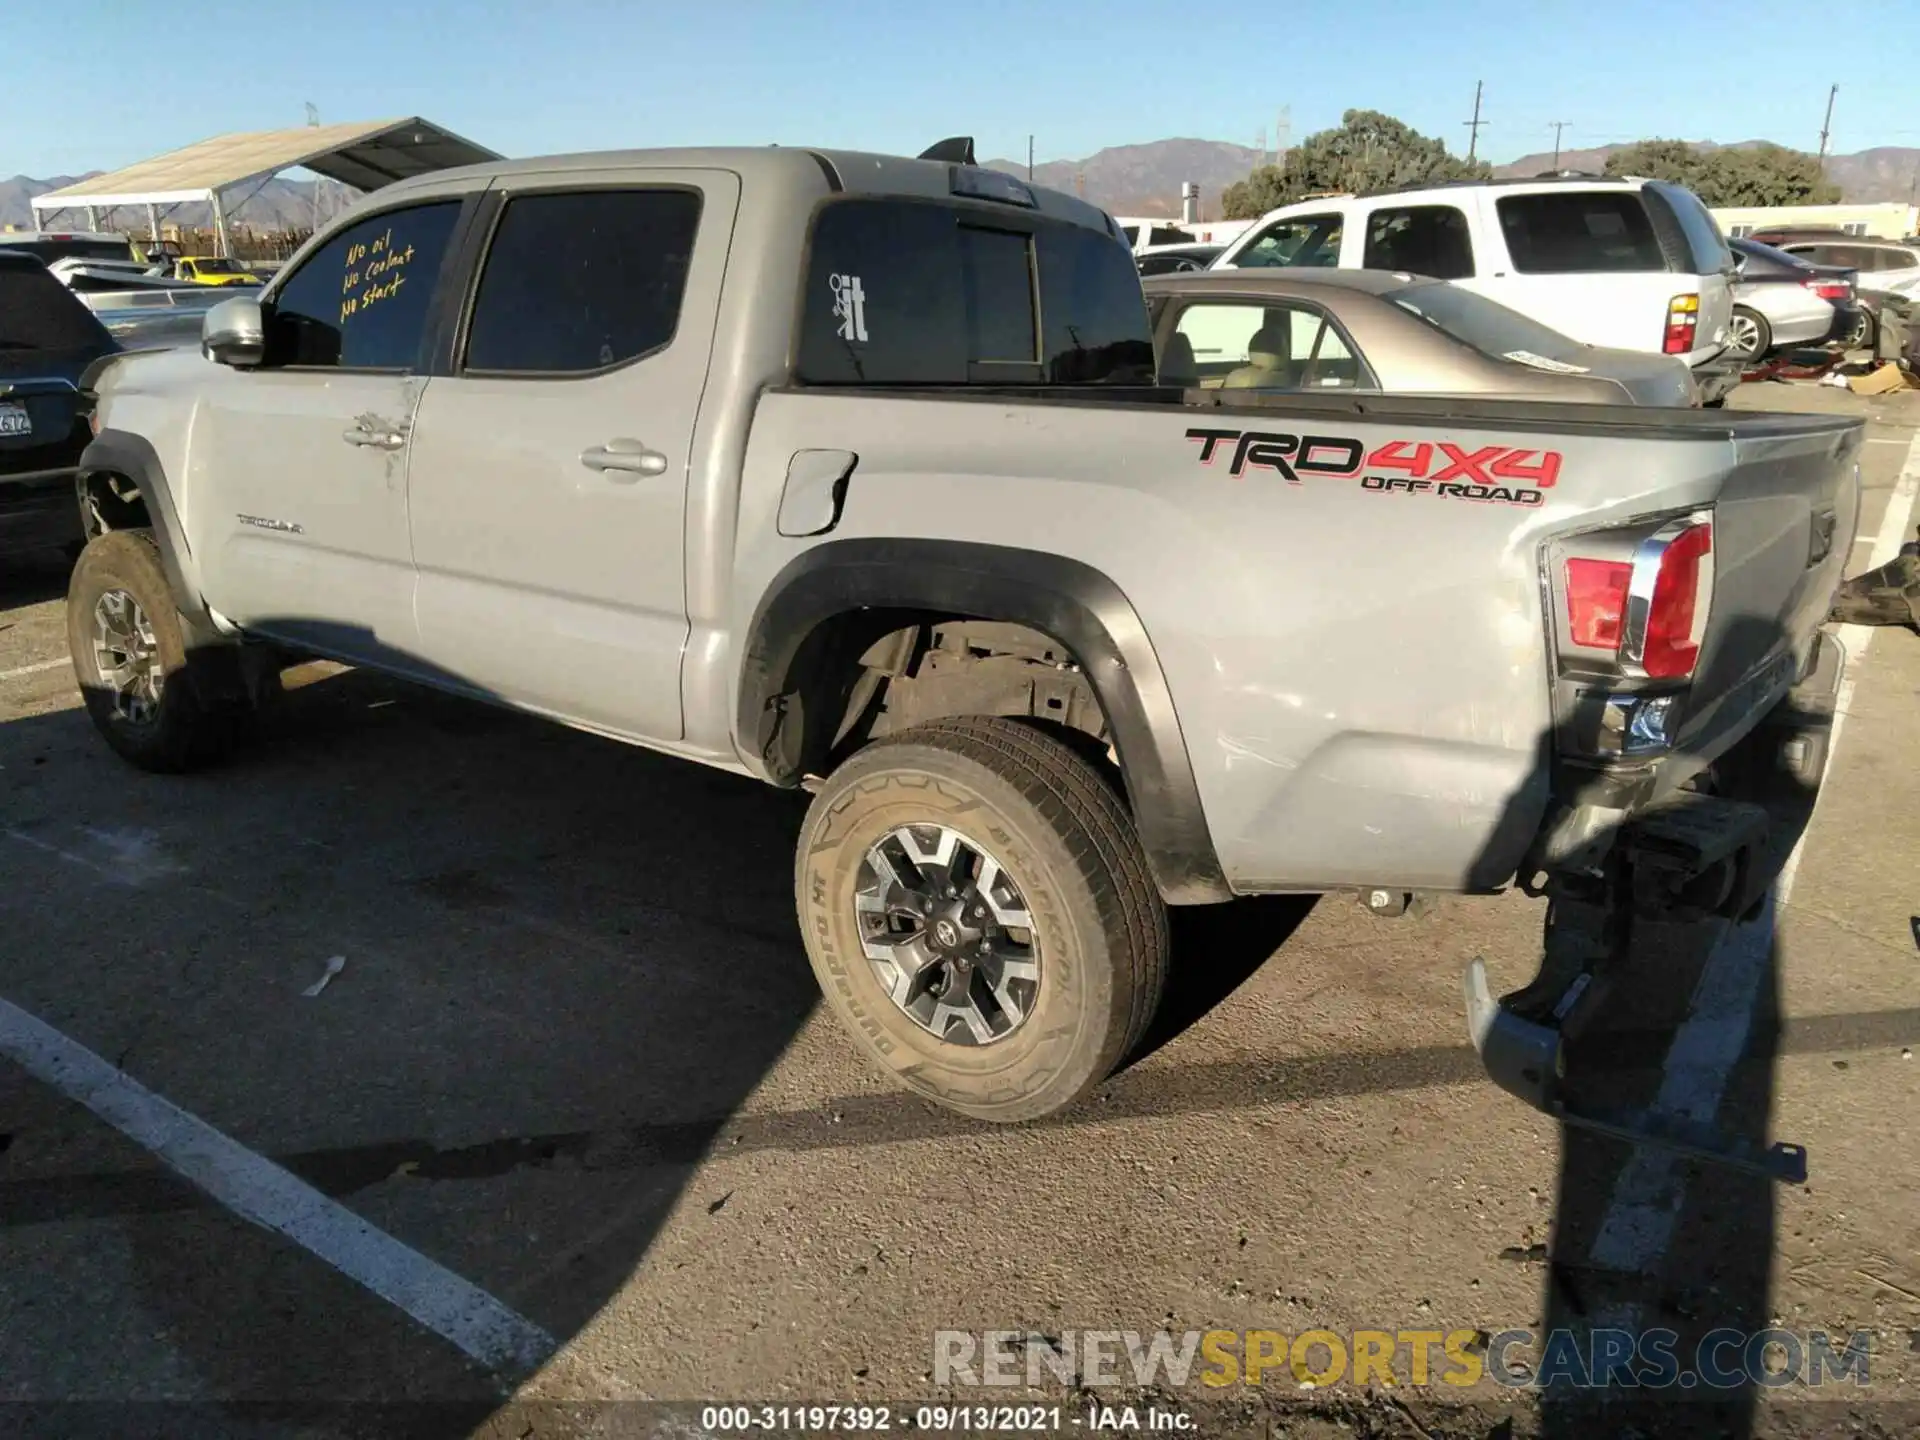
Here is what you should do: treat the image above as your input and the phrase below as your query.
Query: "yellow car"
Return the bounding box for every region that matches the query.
[175,256,262,286]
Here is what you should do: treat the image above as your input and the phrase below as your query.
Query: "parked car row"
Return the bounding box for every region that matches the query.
[1137,175,1906,403]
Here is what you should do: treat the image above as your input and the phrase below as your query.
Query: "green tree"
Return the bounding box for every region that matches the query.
[1603,139,1840,206]
[1221,109,1490,219]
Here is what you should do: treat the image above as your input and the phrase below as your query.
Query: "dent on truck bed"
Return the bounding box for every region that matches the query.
[738,537,1234,907]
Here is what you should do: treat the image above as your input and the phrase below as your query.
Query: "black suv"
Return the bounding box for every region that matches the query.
[1,250,120,561]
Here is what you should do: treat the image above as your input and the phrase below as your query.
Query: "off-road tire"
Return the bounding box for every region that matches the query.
[796,716,1170,1122]
[66,529,246,773]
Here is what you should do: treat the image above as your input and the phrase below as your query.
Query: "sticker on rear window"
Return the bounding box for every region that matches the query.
[830,272,869,343]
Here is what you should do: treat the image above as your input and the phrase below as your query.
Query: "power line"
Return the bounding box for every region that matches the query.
[1463,82,1487,163]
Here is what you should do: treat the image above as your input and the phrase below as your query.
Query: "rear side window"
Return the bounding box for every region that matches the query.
[1643,181,1733,275]
[1872,247,1920,272]
[1232,214,1343,268]
[1362,205,1474,279]
[268,201,462,369]
[1167,299,1371,390]
[1147,225,1195,247]
[0,261,115,357]
[1496,192,1666,274]
[464,188,702,374]
[796,199,1154,386]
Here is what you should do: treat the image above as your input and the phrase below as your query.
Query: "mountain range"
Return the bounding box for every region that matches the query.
[7,137,1917,234]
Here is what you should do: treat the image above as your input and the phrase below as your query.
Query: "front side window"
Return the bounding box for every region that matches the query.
[795,199,1153,386]
[1496,192,1665,274]
[1232,214,1344,269]
[463,188,702,374]
[267,201,462,369]
[1168,299,1368,390]
[1362,205,1474,279]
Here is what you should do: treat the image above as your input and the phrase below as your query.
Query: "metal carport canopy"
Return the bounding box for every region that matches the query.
[29,117,499,214]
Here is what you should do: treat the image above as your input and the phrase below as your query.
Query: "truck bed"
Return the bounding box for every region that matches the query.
[735,383,1862,895]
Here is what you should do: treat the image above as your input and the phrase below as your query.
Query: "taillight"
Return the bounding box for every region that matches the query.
[1559,515,1714,680]
[1663,294,1700,355]
[1565,558,1631,649]
[1806,278,1851,301]
[1637,521,1713,678]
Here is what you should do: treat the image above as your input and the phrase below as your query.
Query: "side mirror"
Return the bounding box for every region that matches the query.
[202,295,265,368]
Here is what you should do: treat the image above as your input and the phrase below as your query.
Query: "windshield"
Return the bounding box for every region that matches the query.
[1386,279,1590,366]
[194,257,246,274]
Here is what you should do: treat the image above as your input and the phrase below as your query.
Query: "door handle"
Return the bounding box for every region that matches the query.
[343,426,405,450]
[580,439,669,477]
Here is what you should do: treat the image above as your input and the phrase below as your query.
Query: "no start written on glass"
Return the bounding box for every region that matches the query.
[339,227,418,325]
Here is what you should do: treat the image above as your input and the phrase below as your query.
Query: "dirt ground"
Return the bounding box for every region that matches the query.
[1,381,1917,1440]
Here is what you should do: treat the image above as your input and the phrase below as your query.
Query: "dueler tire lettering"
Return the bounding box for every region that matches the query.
[794,717,1170,1122]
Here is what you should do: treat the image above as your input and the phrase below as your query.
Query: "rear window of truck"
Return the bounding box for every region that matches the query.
[796,199,1155,386]
[1496,191,1667,274]
[0,258,116,359]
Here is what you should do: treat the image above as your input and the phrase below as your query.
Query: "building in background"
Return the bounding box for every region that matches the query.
[1709,201,1917,240]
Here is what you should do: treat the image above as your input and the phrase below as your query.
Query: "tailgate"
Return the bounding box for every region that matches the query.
[1545,409,1861,802]
[1680,416,1861,758]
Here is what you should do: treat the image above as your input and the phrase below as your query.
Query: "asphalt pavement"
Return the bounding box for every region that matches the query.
[1,381,1917,1440]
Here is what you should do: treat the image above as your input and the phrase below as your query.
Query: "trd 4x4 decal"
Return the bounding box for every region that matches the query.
[1186,427,1557,508]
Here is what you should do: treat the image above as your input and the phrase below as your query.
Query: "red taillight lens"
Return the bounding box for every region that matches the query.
[1664,293,1700,355]
[1566,558,1632,649]
[1807,278,1851,300]
[1642,522,1713,678]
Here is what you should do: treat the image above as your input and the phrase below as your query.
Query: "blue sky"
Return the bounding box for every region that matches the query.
[7,0,1917,180]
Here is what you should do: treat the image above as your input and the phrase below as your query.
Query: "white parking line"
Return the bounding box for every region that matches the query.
[0,995,557,1380]
[0,656,70,682]
[1588,427,1920,1281]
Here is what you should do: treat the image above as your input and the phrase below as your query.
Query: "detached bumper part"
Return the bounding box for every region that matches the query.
[1465,790,1808,1184]
[1828,528,1920,630]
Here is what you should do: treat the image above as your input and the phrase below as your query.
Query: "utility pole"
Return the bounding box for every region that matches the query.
[1463,81,1487,163]
[1548,120,1570,170]
[1818,84,1837,160]
[1026,135,1034,181]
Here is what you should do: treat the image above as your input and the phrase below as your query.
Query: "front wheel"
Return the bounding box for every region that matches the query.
[795,717,1170,1122]
[66,530,248,773]
[1727,306,1771,363]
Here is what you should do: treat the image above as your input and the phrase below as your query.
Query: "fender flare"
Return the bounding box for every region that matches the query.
[78,428,215,633]
[738,538,1231,905]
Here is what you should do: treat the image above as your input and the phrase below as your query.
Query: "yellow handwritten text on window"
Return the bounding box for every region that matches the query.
[338,227,421,325]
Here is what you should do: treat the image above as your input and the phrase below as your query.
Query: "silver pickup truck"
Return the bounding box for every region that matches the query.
[67,139,1860,1159]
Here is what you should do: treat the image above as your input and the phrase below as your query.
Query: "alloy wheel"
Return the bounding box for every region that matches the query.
[855,823,1041,1046]
[91,588,164,725]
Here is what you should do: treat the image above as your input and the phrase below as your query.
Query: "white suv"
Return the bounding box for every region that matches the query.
[1209,177,1740,402]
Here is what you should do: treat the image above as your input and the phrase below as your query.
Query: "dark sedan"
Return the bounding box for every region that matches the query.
[1143,269,1699,406]
[0,250,121,561]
